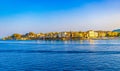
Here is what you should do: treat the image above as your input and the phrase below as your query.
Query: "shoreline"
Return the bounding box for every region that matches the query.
[2,37,120,41]
[2,30,120,41]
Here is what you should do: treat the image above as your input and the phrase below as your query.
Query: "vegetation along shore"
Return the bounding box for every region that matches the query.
[2,30,120,41]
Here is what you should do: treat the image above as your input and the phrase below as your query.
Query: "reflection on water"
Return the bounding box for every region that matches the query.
[1,39,120,44]
[80,40,83,44]
[89,40,95,44]
[0,40,120,71]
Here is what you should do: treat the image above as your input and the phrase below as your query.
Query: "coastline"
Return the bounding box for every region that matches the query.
[2,30,120,41]
[2,37,120,41]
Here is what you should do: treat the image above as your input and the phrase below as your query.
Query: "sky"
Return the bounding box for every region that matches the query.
[0,0,120,37]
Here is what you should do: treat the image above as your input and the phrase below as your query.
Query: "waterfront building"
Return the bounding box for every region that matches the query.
[86,30,98,38]
[106,31,119,37]
[96,31,107,38]
[36,33,45,38]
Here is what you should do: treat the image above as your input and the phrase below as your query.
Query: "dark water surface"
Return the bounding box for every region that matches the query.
[0,40,120,71]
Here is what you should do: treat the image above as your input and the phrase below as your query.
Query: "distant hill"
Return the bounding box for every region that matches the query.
[113,29,120,32]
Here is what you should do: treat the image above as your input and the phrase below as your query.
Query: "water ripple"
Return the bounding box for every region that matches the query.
[0,50,120,54]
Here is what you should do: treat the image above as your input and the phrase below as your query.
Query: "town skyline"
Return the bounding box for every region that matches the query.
[3,30,120,40]
[0,27,119,38]
[0,0,120,37]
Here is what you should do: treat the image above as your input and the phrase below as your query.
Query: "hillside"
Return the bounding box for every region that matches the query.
[113,29,120,32]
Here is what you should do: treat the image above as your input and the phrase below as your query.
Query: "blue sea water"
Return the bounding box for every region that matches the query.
[0,40,120,71]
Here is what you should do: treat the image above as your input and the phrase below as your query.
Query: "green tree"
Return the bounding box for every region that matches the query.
[12,33,22,40]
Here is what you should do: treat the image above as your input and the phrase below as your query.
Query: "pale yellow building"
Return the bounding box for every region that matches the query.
[87,30,98,38]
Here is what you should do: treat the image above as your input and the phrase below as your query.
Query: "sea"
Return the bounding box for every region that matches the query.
[0,40,120,71]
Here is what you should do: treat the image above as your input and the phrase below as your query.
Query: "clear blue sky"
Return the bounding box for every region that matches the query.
[0,0,120,37]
